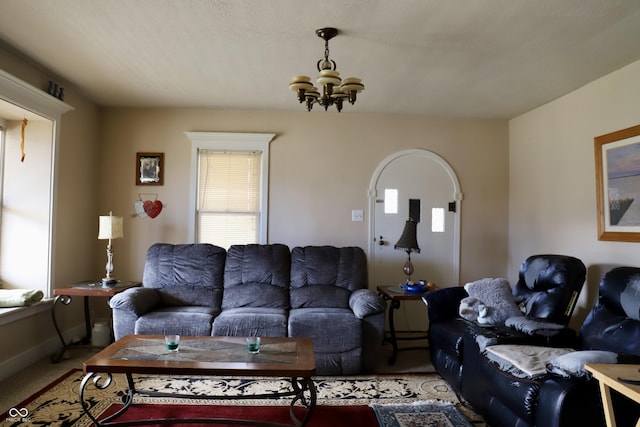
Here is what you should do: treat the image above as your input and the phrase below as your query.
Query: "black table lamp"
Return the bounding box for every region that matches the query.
[394,219,420,284]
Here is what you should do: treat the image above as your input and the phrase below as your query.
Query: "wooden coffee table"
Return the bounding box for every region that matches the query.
[80,335,317,426]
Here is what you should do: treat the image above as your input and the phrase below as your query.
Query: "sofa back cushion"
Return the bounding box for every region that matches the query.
[143,243,226,308]
[580,267,640,355]
[221,244,291,309]
[511,254,586,324]
[290,246,367,309]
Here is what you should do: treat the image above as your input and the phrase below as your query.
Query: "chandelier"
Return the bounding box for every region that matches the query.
[289,27,364,112]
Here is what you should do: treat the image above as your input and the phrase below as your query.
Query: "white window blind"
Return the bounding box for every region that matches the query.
[197,150,261,249]
[186,132,274,247]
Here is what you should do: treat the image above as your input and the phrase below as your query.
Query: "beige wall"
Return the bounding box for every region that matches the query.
[98,109,509,288]
[509,59,640,328]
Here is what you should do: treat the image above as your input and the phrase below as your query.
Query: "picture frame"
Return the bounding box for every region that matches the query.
[135,152,164,186]
[594,124,640,242]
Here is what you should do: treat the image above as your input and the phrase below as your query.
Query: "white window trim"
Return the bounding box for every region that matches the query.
[185,132,275,244]
[0,70,73,298]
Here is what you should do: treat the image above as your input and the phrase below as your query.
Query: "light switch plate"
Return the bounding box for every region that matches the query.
[351,210,364,222]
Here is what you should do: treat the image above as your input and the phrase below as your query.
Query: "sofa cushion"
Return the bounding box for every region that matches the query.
[212,307,288,337]
[135,306,218,336]
[290,246,367,309]
[463,278,522,325]
[512,254,586,324]
[620,273,640,320]
[143,243,226,308]
[288,308,361,352]
[484,344,573,378]
[222,244,290,310]
[546,350,618,378]
[581,268,640,354]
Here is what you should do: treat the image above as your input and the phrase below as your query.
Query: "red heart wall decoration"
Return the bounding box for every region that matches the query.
[143,200,163,218]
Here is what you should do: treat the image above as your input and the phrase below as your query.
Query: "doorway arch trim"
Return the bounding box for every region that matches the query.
[368,148,463,286]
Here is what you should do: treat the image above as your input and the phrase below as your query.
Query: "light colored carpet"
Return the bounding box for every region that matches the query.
[4,369,484,427]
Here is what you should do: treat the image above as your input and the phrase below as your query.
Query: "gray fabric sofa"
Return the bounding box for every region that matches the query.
[109,243,385,375]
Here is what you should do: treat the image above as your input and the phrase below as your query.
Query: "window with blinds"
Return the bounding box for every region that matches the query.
[186,132,273,247]
[197,150,262,249]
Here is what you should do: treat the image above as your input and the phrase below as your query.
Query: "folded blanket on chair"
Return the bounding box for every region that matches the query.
[0,289,44,307]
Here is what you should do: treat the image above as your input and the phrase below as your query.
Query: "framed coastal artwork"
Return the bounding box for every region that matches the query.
[594,124,640,242]
[136,152,164,186]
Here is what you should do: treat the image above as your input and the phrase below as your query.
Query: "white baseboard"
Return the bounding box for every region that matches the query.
[0,323,85,382]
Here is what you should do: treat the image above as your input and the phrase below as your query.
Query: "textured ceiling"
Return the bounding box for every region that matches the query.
[1,0,640,118]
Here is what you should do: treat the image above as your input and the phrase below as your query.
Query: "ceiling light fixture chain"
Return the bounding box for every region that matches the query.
[317,27,337,73]
[289,27,364,112]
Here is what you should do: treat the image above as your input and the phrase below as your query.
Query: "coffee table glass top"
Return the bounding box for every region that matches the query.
[113,336,298,364]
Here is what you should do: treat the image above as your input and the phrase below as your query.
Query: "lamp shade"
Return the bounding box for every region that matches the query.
[98,213,123,240]
[394,220,420,253]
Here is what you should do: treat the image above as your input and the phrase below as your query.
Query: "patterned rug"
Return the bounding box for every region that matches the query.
[1,369,485,426]
[372,401,474,427]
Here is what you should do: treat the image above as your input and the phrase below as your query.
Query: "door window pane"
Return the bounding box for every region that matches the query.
[385,189,398,214]
[432,207,445,232]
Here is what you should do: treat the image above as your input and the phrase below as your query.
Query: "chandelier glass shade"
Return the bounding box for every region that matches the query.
[289,27,364,112]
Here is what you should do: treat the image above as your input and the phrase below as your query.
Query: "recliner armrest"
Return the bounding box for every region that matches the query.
[349,289,386,319]
[109,287,161,316]
[422,286,468,322]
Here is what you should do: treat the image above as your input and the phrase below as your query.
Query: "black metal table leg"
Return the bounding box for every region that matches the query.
[50,295,72,363]
[387,299,401,365]
[51,295,92,363]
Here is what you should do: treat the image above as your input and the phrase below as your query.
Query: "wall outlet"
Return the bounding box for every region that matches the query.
[351,210,364,222]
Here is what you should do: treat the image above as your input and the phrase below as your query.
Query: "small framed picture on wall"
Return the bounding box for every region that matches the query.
[136,152,164,186]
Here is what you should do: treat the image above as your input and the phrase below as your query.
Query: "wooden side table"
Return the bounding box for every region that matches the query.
[377,285,430,365]
[585,363,640,427]
[51,280,141,363]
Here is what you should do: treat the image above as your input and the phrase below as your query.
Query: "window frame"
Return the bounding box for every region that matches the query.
[185,132,275,245]
[0,70,73,298]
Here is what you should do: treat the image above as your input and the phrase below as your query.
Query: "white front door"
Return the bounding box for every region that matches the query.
[369,149,462,331]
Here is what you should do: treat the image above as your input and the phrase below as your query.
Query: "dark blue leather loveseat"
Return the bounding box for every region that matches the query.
[425,262,640,427]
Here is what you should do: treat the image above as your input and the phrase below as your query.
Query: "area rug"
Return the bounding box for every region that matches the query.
[97,403,378,426]
[1,369,485,426]
[372,401,474,427]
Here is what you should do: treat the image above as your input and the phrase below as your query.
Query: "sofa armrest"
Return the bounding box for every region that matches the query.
[422,286,468,322]
[109,287,161,316]
[349,289,386,319]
